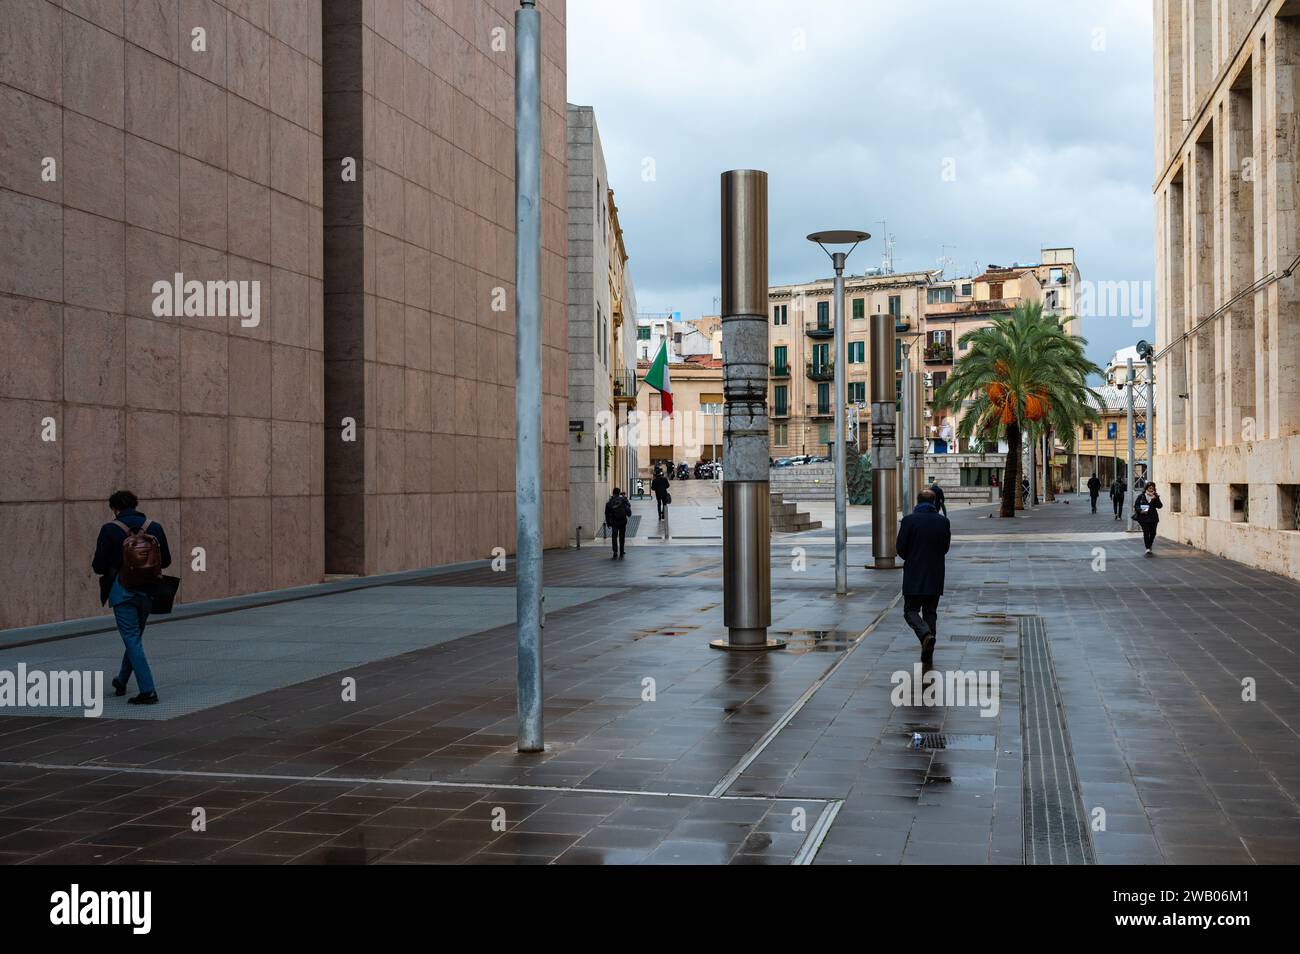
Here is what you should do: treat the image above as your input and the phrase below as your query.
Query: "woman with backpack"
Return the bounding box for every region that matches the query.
[1133,482,1163,556]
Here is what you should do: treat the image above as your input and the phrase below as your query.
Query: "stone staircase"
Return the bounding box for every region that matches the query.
[769,464,836,501]
[770,491,821,533]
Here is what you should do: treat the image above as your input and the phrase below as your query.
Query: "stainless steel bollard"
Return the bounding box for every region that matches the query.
[715,170,781,651]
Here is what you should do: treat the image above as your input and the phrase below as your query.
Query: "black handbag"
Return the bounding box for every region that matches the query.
[151,575,181,614]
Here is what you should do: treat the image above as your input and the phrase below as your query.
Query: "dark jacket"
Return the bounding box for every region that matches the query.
[929,484,946,512]
[1110,479,1126,500]
[1133,492,1162,525]
[651,474,670,499]
[895,502,951,596]
[604,493,631,528]
[91,509,172,606]
[1087,476,1101,496]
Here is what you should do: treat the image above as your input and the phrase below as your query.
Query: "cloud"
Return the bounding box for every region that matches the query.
[567,0,1155,367]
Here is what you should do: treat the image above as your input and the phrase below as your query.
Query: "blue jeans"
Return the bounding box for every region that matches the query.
[110,578,155,694]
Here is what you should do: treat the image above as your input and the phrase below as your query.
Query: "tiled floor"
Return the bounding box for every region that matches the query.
[0,493,1296,864]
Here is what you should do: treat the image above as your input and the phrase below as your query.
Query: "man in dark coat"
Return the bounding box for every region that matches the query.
[929,481,947,517]
[1086,473,1102,513]
[604,488,632,559]
[1109,476,1126,520]
[651,467,671,520]
[896,489,951,667]
[91,490,172,705]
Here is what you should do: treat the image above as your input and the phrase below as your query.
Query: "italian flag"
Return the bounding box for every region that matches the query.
[645,339,673,415]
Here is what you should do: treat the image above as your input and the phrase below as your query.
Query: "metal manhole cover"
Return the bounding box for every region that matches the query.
[950,634,1004,644]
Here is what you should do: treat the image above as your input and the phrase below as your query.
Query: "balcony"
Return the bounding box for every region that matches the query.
[805,320,835,340]
[770,362,791,378]
[771,404,789,418]
[805,360,834,382]
[806,403,834,420]
[612,370,637,404]
[923,344,953,365]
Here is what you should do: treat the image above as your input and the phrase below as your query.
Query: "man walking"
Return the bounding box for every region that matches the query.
[91,491,172,705]
[928,481,947,517]
[604,487,632,560]
[651,466,671,520]
[1086,473,1102,514]
[1109,475,1126,520]
[896,489,951,668]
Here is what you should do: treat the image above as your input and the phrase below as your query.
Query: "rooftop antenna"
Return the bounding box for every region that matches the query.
[938,245,956,276]
[877,220,895,275]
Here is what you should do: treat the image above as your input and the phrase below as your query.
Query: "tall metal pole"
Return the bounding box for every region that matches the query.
[869,311,898,568]
[899,338,910,522]
[831,254,847,595]
[1126,357,1136,533]
[717,170,778,650]
[513,0,543,752]
[1145,354,1155,483]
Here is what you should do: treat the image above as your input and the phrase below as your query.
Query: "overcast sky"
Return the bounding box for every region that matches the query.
[567,0,1155,371]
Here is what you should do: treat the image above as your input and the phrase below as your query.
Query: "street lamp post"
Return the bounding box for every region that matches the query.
[807,230,870,595]
[1138,339,1155,484]
[1126,357,1136,533]
[513,0,543,753]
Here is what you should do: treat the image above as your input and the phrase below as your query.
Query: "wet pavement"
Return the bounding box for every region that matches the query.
[0,493,1296,864]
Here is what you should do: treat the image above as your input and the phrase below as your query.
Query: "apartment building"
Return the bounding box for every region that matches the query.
[1153,0,1300,577]
[767,270,933,457]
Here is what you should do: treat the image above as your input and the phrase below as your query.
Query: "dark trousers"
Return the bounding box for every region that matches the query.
[1089,492,1099,513]
[655,495,668,518]
[609,524,626,555]
[1141,523,1157,549]
[1112,495,1124,517]
[903,594,940,644]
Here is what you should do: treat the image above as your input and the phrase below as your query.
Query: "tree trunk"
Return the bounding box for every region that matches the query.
[1045,429,1056,501]
[1000,422,1020,517]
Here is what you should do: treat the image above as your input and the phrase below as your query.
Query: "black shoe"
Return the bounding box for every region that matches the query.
[128,691,158,705]
[611,553,618,560]
[111,677,126,697]
[921,635,936,666]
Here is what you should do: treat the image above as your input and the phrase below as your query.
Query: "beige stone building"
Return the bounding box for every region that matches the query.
[0,0,570,628]
[566,103,637,540]
[1152,0,1300,577]
[633,349,724,473]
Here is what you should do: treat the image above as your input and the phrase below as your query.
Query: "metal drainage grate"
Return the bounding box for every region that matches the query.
[1020,615,1096,864]
[950,634,1004,644]
[908,732,997,751]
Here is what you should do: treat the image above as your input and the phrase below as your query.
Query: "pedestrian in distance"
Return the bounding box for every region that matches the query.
[91,490,172,705]
[651,467,671,520]
[896,489,951,668]
[928,481,947,517]
[1110,475,1126,520]
[604,487,632,560]
[1020,476,1030,507]
[1133,482,1163,556]
[1087,473,1102,513]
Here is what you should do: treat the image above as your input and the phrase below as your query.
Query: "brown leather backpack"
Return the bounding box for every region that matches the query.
[114,515,162,588]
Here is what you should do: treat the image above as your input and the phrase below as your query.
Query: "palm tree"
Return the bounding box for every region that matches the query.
[933,303,1102,518]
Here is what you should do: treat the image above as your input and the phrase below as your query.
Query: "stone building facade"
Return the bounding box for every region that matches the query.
[1152,0,1300,577]
[0,0,569,628]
